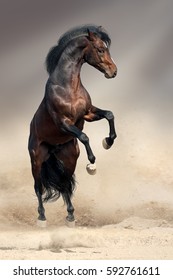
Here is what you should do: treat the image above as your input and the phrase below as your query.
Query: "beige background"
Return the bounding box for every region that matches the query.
[0,0,173,259]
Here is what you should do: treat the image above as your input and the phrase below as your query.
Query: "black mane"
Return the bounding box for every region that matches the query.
[45,24,111,75]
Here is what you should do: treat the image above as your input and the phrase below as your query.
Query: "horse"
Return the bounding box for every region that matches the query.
[28,24,117,226]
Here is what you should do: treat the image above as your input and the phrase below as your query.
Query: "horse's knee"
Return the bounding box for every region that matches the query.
[105,111,114,121]
[79,133,89,144]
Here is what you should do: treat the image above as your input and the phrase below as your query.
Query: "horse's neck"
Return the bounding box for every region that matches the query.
[50,39,86,88]
[51,58,83,89]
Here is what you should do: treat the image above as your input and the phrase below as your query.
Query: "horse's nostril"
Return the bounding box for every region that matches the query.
[114,69,117,76]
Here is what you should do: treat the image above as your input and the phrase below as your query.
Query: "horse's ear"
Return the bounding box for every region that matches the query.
[87,29,97,41]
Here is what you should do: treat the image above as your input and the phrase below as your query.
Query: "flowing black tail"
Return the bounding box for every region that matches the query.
[41,153,75,202]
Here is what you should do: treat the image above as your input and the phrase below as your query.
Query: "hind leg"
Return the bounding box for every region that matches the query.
[62,192,75,222]
[55,139,79,223]
[28,138,49,222]
[34,179,46,221]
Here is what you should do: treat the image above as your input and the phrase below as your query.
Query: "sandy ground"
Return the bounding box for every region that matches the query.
[1,159,173,260]
[1,218,173,260]
[1,212,173,260]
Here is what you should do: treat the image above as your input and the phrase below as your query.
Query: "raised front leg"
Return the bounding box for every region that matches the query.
[61,121,96,175]
[84,106,117,149]
[61,120,96,166]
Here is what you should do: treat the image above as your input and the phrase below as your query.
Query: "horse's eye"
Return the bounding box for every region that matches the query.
[98,48,105,55]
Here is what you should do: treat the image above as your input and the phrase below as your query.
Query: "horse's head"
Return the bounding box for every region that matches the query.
[84,30,117,79]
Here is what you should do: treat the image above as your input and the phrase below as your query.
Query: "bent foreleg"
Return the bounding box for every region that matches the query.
[61,120,96,175]
[84,106,117,149]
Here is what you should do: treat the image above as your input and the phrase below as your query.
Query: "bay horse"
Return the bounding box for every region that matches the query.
[28,24,117,225]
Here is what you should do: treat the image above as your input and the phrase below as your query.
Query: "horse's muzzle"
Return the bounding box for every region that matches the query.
[112,69,117,78]
[105,69,117,79]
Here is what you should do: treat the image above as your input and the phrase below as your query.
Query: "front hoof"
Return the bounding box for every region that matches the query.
[86,163,96,175]
[102,138,111,150]
[66,218,76,228]
[37,219,47,228]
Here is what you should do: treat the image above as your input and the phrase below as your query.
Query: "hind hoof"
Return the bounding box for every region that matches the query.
[66,219,76,228]
[37,219,47,228]
[102,138,111,149]
[86,163,96,175]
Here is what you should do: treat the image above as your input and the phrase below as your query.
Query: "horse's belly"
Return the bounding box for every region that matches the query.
[39,122,74,145]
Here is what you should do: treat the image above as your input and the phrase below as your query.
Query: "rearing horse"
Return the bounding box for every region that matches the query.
[28,25,117,225]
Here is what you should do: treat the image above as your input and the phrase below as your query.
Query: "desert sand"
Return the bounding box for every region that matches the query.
[0,136,173,260]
